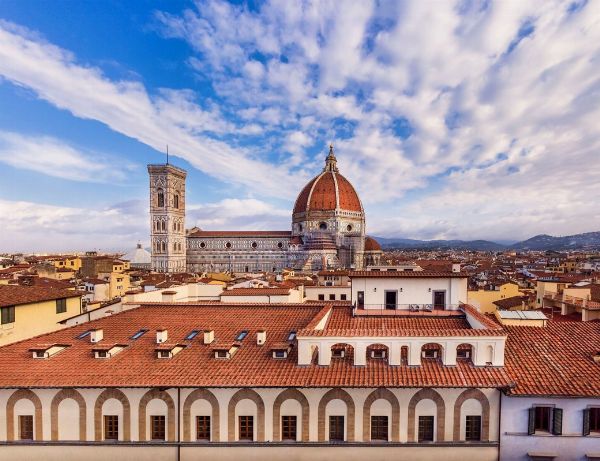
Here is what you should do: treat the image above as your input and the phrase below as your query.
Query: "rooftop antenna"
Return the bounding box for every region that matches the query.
[166,145,169,165]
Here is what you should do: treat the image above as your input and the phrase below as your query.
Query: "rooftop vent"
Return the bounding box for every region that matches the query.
[203,329,214,345]
[256,329,266,346]
[90,329,103,343]
[156,329,168,344]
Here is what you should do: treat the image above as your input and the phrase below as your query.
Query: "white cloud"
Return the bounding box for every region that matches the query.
[0,131,133,182]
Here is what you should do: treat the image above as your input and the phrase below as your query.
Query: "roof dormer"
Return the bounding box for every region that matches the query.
[92,344,127,359]
[155,343,186,359]
[212,342,240,359]
[29,344,70,359]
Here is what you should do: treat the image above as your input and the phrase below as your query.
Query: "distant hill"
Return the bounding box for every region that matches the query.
[510,231,600,251]
[373,237,506,251]
[374,231,600,251]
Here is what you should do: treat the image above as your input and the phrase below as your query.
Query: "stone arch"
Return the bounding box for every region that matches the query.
[51,389,87,441]
[366,343,390,362]
[138,389,176,441]
[362,388,400,442]
[421,342,444,360]
[272,388,310,442]
[453,389,490,441]
[485,345,494,363]
[6,389,43,441]
[94,388,131,441]
[456,343,475,362]
[317,388,355,442]
[227,389,265,441]
[407,388,446,442]
[183,389,220,442]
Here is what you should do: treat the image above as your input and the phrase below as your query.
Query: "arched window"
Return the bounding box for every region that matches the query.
[161,221,166,231]
[157,188,164,208]
[161,241,166,252]
[174,194,179,209]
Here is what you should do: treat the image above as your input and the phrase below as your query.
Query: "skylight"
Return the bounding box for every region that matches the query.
[235,330,249,341]
[287,331,297,341]
[185,330,199,340]
[76,330,92,339]
[131,328,149,340]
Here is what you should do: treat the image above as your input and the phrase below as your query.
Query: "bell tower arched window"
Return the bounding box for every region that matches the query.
[157,188,165,208]
[174,193,179,209]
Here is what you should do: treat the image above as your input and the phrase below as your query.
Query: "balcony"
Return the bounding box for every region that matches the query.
[353,303,464,317]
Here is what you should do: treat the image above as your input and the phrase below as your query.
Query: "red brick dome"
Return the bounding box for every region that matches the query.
[293,146,363,214]
[364,236,382,251]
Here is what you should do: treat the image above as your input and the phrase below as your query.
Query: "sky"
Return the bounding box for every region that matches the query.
[0,0,599,252]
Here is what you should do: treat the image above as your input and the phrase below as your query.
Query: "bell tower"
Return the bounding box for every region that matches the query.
[147,163,187,273]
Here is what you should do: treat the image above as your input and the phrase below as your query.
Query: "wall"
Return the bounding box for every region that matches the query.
[500,395,600,461]
[304,286,351,302]
[468,284,521,313]
[351,277,468,308]
[0,296,80,346]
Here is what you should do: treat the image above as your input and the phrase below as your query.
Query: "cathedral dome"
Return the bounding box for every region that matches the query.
[293,145,363,215]
[364,236,382,252]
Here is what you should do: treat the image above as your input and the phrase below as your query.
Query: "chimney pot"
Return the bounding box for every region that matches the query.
[90,328,103,343]
[257,329,266,346]
[203,329,214,344]
[156,329,168,344]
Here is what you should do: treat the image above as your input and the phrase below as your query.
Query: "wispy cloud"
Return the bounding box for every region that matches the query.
[0,131,133,182]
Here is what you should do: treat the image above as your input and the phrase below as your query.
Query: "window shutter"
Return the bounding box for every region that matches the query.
[528,408,535,435]
[552,408,563,436]
[583,408,590,436]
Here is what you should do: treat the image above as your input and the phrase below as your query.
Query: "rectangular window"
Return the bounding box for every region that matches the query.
[281,415,297,441]
[318,294,325,301]
[56,298,67,314]
[104,415,119,440]
[235,330,248,341]
[19,415,33,440]
[131,328,148,340]
[371,415,388,441]
[151,415,166,440]
[239,416,254,440]
[340,294,347,301]
[465,415,481,441]
[196,415,210,441]
[591,408,600,433]
[418,415,434,442]
[329,294,335,300]
[534,406,551,433]
[329,415,344,441]
[185,330,199,340]
[1,306,15,324]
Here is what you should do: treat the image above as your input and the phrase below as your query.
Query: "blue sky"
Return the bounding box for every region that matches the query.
[0,0,599,252]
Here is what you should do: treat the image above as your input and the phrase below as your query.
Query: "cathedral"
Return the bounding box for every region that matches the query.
[148,146,382,273]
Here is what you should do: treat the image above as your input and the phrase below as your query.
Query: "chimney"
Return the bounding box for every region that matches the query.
[161,290,177,303]
[90,328,103,343]
[452,263,461,273]
[156,329,168,344]
[257,329,266,346]
[203,329,214,344]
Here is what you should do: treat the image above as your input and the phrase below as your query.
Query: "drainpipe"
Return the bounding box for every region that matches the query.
[498,391,503,461]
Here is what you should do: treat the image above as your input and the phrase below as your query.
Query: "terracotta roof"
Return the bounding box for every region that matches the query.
[0,285,82,308]
[221,288,291,296]
[188,230,291,238]
[0,303,511,389]
[364,236,382,252]
[492,296,529,309]
[349,270,467,278]
[504,321,600,397]
[293,171,362,214]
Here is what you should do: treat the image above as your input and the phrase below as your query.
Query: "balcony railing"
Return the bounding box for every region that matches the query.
[352,303,463,317]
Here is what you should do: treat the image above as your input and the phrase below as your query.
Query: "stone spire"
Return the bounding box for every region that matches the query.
[324,143,339,172]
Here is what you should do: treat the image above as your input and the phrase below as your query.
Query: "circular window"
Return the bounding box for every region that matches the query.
[225,242,232,249]
[319,222,327,230]
[277,242,283,249]
[200,242,206,249]
[346,224,353,232]
[252,242,258,249]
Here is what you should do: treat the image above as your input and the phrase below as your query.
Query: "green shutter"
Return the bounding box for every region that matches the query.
[552,408,563,436]
[583,408,590,436]
[528,407,535,435]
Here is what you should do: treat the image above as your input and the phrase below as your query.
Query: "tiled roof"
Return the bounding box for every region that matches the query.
[187,230,291,238]
[221,288,291,296]
[293,170,362,214]
[504,321,600,397]
[0,303,511,389]
[364,236,382,252]
[349,270,467,278]
[492,296,528,309]
[0,285,82,308]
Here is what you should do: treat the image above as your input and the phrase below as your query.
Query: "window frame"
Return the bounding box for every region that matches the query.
[238,415,254,441]
[1,305,15,324]
[56,298,67,314]
[104,414,119,440]
[328,415,345,442]
[196,415,211,441]
[281,415,297,441]
[151,415,166,441]
[418,415,435,442]
[19,415,34,440]
[370,415,389,441]
[465,415,482,441]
